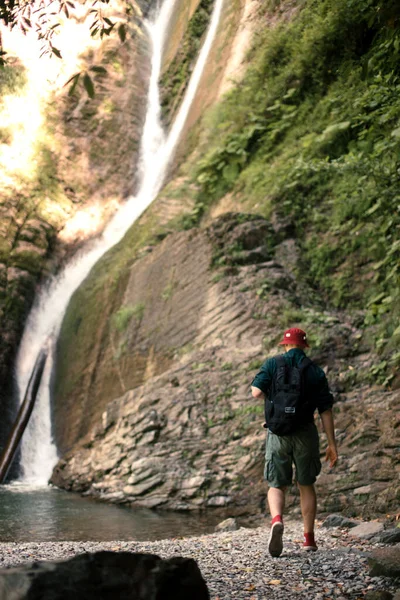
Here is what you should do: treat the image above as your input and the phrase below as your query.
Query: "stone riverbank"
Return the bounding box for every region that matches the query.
[0,520,399,599]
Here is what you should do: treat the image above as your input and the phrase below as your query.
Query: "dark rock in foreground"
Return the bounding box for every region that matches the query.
[368,546,400,578]
[0,551,209,600]
[365,592,394,600]
[372,528,400,545]
[322,514,361,528]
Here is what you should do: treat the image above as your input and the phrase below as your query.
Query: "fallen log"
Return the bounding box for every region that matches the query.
[0,349,48,483]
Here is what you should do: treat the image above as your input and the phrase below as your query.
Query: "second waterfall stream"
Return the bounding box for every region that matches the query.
[15,0,224,484]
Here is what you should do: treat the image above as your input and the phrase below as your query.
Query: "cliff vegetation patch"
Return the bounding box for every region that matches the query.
[180,0,400,384]
[160,0,214,125]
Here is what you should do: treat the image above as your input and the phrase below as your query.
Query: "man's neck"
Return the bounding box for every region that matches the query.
[284,345,305,352]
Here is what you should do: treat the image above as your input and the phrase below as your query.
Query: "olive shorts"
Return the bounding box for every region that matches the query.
[264,422,321,487]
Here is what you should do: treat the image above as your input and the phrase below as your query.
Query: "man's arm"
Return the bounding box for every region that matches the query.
[251,358,275,428]
[320,409,338,468]
[251,385,268,428]
[251,386,265,399]
[250,357,275,398]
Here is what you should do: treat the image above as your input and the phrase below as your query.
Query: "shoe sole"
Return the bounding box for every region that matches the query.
[268,522,284,557]
[303,545,318,552]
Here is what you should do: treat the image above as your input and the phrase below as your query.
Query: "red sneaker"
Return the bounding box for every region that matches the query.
[268,516,284,557]
[303,532,318,552]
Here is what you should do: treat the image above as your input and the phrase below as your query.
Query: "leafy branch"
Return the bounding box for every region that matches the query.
[0,0,141,94]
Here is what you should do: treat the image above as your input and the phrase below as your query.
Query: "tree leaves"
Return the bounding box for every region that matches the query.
[64,66,107,98]
[90,65,107,74]
[50,45,62,59]
[64,72,80,96]
[83,73,95,99]
[0,0,137,102]
[118,23,127,42]
[0,0,133,71]
[391,127,400,138]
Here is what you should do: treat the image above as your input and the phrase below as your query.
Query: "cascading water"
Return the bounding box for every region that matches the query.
[15,0,224,484]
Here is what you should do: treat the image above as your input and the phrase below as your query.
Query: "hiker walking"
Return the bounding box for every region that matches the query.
[251,327,338,557]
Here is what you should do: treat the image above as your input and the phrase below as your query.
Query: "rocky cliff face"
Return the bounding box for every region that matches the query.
[51,213,400,518]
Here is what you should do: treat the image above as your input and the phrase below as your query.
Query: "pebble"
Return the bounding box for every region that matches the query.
[0,520,398,599]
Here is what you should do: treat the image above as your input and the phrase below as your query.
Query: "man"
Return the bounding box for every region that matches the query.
[251,327,338,557]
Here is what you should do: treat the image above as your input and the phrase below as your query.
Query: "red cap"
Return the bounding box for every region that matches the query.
[278,327,309,348]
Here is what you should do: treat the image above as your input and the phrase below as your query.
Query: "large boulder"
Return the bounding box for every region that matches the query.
[322,514,361,528]
[368,547,400,578]
[350,522,385,540]
[0,551,209,600]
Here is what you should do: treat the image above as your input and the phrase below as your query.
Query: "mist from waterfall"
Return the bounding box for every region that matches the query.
[15,0,224,485]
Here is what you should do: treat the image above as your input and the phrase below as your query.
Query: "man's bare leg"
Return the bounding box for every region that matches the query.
[298,483,318,551]
[298,483,316,531]
[267,486,286,557]
[268,486,286,518]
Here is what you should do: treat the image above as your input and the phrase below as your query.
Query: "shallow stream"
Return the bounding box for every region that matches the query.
[0,484,221,542]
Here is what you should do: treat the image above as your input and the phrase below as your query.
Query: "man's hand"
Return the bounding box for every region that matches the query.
[320,409,338,468]
[325,445,338,468]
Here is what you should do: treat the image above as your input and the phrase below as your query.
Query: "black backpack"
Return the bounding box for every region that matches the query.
[264,355,313,435]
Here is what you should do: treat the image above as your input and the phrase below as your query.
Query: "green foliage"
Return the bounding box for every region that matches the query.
[191,360,214,370]
[195,120,266,202]
[0,62,26,145]
[246,358,264,372]
[176,202,207,230]
[234,404,264,417]
[0,62,26,96]
[9,251,44,275]
[211,241,244,268]
[211,272,225,284]
[112,303,145,332]
[256,282,272,299]
[215,388,233,401]
[161,282,175,301]
[65,66,107,99]
[174,342,195,357]
[221,362,233,371]
[0,0,139,92]
[160,0,214,122]
[186,0,400,372]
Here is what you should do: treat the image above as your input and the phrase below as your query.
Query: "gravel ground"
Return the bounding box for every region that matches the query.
[0,520,398,599]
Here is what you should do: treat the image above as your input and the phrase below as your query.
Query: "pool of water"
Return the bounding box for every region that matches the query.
[0,484,222,542]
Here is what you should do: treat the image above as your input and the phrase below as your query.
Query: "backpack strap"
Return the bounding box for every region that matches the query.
[271,355,312,395]
[274,355,312,389]
[271,355,288,395]
[276,355,286,362]
[275,355,311,371]
[299,356,312,373]
[298,356,312,396]
[275,355,287,370]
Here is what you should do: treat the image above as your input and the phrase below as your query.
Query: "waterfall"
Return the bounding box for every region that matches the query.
[15,0,224,484]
